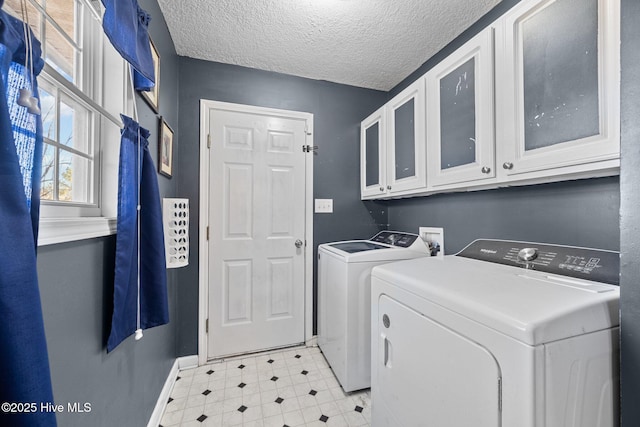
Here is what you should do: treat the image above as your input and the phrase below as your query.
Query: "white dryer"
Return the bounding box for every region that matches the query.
[318,231,430,392]
[371,239,620,427]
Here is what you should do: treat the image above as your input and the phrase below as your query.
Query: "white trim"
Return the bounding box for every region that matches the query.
[198,100,314,366]
[304,118,314,345]
[305,335,318,347]
[146,358,178,427]
[37,217,116,246]
[178,355,199,370]
[198,100,209,367]
[146,355,198,427]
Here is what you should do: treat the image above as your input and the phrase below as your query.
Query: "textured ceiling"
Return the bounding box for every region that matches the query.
[157,0,502,91]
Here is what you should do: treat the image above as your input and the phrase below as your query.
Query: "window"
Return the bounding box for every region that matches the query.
[4,0,132,243]
[40,78,96,205]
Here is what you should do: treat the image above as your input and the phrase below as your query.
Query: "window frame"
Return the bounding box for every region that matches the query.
[31,0,132,245]
[38,70,101,218]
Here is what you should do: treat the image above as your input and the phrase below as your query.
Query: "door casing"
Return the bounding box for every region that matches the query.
[198,99,314,365]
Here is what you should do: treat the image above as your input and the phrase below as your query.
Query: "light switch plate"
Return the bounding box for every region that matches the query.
[315,199,333,213]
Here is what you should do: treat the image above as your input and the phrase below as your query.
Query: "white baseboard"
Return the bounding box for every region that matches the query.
[178,355,198,370]
[147,355,198,427]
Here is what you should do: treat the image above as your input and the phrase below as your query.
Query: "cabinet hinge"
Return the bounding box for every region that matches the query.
[498,377,502,412]
[206,226,209,240]
[305,124,312,136]
[207,134,211,149]
[302,145,318,153]
[206,318,209,333]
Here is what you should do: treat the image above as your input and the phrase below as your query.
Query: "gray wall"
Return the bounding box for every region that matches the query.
[176,60,388,354]
[619,0,640,423]
[387,177,620,254]
[35,0,180,425]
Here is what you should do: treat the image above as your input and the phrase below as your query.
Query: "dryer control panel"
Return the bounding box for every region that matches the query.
[457,239,619,285]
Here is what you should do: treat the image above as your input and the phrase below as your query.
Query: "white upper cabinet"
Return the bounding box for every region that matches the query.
[495,0,620,179]
[361,106,386,198]
[426,28,495,188]
[386,79,427,194]
[360,0,620,200]
[361,80,426,199]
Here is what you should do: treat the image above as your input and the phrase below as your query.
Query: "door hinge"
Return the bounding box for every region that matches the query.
[206,318,209,333]
[207,134,211,149]
[206,226,209,240]
[302,145,318,153]
[498,377,502,412]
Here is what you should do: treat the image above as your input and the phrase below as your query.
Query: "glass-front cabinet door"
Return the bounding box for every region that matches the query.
[495,0,620,178]
[426,28,495,187]
[386,78,426,194]
[361,106,386,199]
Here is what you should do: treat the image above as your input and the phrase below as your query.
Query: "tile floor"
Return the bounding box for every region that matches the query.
[159,346,371,427]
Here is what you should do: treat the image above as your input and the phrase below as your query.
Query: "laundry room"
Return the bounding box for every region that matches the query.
[1,0,638,426]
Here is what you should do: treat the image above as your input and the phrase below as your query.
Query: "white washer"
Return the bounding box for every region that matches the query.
[371,239,620,427]
[318,231,430,392]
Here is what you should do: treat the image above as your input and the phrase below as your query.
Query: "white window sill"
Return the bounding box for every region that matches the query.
[38,217,117,246]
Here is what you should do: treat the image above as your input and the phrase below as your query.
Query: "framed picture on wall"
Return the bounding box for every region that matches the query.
[140,38,160,112]
[158,117,174,178]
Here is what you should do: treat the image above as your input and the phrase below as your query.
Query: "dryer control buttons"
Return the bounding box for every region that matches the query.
[382,314,390,328]
[518,247,539,262]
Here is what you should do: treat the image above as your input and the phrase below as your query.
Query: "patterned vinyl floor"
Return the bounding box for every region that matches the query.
[159,346,371,427]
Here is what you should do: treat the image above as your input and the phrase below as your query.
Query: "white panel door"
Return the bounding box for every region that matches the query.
[374,295,501,427]
[208,108,307,359]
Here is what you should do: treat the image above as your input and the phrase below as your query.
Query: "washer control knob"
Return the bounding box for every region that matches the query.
[518,247,538,262]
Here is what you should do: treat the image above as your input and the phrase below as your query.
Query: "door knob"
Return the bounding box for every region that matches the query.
[295,239,303,248]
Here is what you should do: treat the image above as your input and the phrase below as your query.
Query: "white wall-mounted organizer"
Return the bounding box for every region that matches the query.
[163,198,189,268]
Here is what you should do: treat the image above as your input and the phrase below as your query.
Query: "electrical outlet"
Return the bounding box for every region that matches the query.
[419,227,444,257]
[315,199,333,213]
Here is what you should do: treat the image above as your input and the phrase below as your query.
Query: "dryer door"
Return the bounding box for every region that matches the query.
[374,295,502,427]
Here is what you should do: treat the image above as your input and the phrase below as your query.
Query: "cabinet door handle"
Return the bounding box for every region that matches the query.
[387,185,392,190]
[481,166,491,174]
[379,186,384,192]
[503,162,514,170]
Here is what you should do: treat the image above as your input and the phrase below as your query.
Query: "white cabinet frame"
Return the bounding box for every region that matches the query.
[360,106,386,199]
[495,0,620,178]
[386,79,427,194]
[426,28,496,188]
[361,79,426,199]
